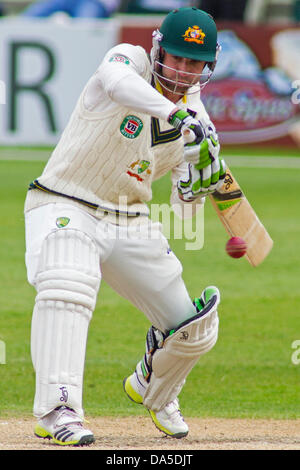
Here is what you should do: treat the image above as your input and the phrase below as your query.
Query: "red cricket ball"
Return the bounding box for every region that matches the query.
[226,236,247,259]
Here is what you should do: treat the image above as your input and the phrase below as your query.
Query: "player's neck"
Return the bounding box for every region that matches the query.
[162,88,186,104]
[153,76,186,104]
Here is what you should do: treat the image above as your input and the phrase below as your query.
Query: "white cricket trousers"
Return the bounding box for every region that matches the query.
[25,202,196,331]
[25,203,197,418]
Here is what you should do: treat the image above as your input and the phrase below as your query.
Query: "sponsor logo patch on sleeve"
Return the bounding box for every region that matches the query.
[109,53,131,65]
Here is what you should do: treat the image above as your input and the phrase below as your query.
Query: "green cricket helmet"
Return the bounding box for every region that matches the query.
[150,7,220,94]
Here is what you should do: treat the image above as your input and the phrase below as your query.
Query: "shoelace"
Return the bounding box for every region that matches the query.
[164,400,184,423]
[55,407,83,429]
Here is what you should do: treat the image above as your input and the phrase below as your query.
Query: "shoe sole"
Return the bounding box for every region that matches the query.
[123,377,188,439]
[123,376,143,404]
[34,425,95,447]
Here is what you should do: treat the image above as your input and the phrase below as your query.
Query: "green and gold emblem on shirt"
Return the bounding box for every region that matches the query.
[56,217,70,228]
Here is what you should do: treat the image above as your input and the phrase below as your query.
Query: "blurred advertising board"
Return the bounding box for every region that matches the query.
[0,18,119,145]
[121,20,300,148]
[0,17,299,147]
[205,25,300,147]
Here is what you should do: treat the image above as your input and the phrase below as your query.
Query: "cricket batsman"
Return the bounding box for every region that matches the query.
[24,7,225,445]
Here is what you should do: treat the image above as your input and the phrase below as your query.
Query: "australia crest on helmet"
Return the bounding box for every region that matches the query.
[182,25,206,44]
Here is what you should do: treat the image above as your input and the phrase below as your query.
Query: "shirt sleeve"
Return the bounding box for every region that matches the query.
[94,44,177,121]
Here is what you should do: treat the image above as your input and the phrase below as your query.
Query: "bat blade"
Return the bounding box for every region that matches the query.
[209,169,273,267]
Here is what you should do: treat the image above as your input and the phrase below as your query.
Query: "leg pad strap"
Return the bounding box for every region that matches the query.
[143,291,220,411]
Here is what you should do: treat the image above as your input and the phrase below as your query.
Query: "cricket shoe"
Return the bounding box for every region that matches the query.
[34,406,95,446]
[123,374,189,439]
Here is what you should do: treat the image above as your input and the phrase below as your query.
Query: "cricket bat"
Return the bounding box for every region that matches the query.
[181,128,273,266]
[209,168,273,267]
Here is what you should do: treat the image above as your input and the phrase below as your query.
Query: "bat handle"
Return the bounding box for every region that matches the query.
[181,128,196,144]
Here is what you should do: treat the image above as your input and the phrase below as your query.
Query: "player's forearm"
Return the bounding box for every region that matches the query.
[98,64,176,121]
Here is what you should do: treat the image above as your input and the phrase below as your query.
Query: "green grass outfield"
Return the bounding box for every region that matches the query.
[0,146,300,419]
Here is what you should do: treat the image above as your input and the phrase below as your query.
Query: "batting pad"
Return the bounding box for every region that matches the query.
[143,291,219,411]
[31,229,101,418]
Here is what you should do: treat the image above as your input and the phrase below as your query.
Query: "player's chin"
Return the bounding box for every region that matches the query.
[177,82,197,94]
[178,85,191,92]
[171,84,191,96]
[162,78,189,93]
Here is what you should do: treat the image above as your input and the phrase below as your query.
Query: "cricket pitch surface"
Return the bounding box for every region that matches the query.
[1,417,299,450]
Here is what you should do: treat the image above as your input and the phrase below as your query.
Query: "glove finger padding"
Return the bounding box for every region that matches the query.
[208,135,220,158]
[220,158,227,179]
[207,158,227,192]
[183,142,201,166]
[211,159,226,193]
[177,164,202,201]
[178,163,223,201]
[188,139,211,170]
[183,144,200,165]
[210,158,220,185]
[200,165,212,189]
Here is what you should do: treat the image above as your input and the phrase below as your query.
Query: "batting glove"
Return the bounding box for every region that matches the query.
[177,160,227,202]
[168,108,204,147]
[182,123,220,168]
